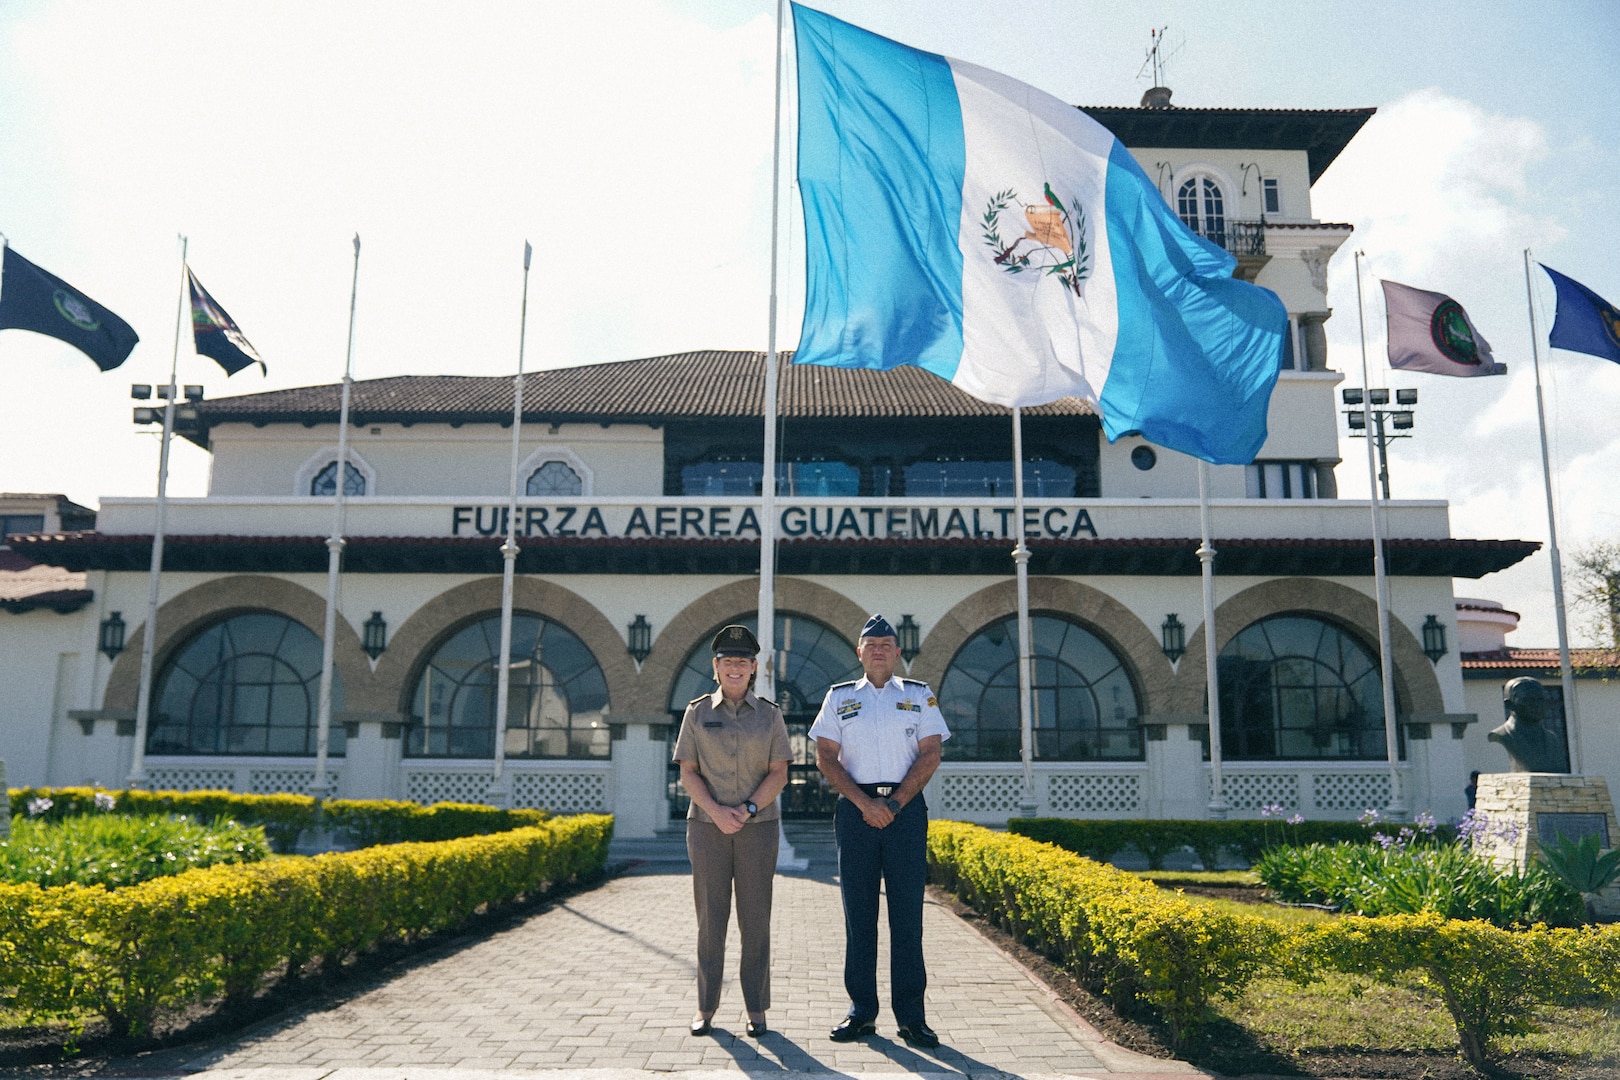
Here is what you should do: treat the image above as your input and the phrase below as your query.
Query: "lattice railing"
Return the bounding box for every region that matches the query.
[511,771,607,813]
[1312,771,1392,813]
[1046,773,1142,814]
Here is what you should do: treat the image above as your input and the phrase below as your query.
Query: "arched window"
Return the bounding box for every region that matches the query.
[526,460,583,497]
[407,613,609,759]
[149,612,343,756]
[1217,615,1390,760]
[310,460,366,497]
[667,613,860,817]
[939,614,1141,761]
[1177,176,1226,248]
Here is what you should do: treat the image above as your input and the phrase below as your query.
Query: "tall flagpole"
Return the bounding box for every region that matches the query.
[758,0,787,704]
[1523,250,1582,772]
[1012,408,1037,817]
[490,241,534,807]
[1354,251,1408,818]
[1197,459,1228,819]
[312,235,361,802]
[126,234,189,788]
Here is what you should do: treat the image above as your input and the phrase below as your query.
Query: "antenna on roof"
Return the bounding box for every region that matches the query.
[1136,26,1182,109]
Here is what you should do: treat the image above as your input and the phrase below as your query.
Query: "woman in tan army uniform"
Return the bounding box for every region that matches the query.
[673,624,791,1038]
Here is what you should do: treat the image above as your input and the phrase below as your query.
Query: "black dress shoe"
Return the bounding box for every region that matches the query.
[895,1022,940,1049]
[746,1018,768,1037]
[829,1017,877,1042]
[690,1017,713,1037]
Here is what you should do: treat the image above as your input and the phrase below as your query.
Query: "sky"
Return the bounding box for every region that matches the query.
[1,0,1617,648]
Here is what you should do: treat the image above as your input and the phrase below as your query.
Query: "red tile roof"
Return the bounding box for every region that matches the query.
[190,351,1098,436]
[1462,648,1620,674]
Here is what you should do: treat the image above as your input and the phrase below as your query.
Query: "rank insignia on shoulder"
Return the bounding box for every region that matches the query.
[926,696,938,708]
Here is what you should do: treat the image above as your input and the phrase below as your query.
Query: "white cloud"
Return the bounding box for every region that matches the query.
[1312,89,1620,647]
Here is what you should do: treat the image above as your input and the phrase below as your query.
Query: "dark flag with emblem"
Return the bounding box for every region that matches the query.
[188,267,265,375]
[1381,279,1504,377]
[0,244,140,371]
[1541,264,1620,367]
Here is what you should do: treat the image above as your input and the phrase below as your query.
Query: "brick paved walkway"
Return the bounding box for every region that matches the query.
[93,828,1206,1080]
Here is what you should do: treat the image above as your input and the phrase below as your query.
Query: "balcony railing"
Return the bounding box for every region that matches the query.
[1187,219,1266,257]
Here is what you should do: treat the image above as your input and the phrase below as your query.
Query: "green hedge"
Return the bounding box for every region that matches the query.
[9,788,551,852]
[933,820,1620,1066]
[0,813,612,1038]
[1008,816,1440,869]
[929,820,1282,1046]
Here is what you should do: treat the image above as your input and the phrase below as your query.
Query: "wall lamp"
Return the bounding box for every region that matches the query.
[897,614,921,664]
[362,611,388,660]
[1421,614,1448,664]
[627,614,653,664]
[1161,614,1187,663]
[98,611,126,661]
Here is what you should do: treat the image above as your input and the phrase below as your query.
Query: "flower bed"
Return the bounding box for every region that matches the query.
[0,813,270,888]
[929,820,1620,1068]
[0,813,612,1038]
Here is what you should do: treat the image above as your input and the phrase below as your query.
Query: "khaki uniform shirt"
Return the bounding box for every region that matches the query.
[673,687,792,824]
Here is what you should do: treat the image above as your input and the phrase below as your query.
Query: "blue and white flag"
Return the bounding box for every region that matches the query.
[791,4,1287,464]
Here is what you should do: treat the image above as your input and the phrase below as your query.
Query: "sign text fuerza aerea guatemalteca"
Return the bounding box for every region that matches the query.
[448,503,1100,541]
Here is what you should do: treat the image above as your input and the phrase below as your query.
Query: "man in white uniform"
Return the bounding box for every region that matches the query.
[809,614,950,1049]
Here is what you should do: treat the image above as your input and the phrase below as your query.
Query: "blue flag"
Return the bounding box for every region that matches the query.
[791,4,1286,464]
[188,267,265,376]
[0,245,139,371]
[1541,264,1620,366]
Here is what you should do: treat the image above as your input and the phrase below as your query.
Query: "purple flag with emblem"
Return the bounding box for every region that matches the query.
[188,267,265,376]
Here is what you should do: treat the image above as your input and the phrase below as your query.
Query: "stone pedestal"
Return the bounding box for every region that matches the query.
[1474,773,1620,918]
[338,712,406,801]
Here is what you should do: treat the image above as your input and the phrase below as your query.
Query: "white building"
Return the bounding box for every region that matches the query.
[4,100,1574,833]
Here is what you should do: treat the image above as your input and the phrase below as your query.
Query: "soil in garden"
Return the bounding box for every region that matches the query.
[937,882,1620,1080]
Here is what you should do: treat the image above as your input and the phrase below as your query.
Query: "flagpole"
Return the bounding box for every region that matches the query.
[1196,460,1228,819]
[758,0,787,705]
[489,241,534,807]
[126,234,189,789]
[1523,249,1582,773]
[1012,407,1037,817]
[311,235,361,802]
[1354,251,1408,819]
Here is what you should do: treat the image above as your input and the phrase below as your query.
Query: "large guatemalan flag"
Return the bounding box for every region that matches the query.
[791,5,1288,464]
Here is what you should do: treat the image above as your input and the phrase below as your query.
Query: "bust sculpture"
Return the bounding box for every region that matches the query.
[1487,677,1570,773]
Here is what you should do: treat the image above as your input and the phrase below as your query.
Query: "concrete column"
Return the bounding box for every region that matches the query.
[337,712,406,801]
[610,717,672,838]
[1144,714,1208,819]
[65,710,135,791]
[1405,713,1477,822]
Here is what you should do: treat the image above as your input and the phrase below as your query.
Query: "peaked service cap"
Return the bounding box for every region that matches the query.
[860,614,897,640]
[711,624,760,657]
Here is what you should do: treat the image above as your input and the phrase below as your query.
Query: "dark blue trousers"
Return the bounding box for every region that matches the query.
[834,794,928,1026]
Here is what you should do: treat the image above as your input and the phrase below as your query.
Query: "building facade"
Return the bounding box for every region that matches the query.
[4,103,1572,834]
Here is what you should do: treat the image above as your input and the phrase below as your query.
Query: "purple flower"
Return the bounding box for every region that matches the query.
[1287,814,1304,825]
[94,791,116,812]
[1374,831,1398,849]
[1413,811,1437,834]
[1358,808,1382,827]
[1261,803,1284,818]
[26,797,53,817]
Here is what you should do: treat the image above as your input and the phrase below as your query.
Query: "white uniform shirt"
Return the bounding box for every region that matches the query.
[808,675,951,784]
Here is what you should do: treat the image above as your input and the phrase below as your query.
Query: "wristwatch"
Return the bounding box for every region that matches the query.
[745,800,758,818]
[885,797,902,814]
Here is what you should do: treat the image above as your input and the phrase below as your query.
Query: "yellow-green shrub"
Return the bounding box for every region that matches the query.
[0,814,612,1037]
[1293,912,1620,1068]
[928,821,1282,1045]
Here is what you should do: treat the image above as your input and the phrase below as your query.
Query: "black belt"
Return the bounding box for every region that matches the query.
[857,783,901,797]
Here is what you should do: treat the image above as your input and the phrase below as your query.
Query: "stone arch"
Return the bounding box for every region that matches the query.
[1168,577,1444,718]
[103,575,372,715]
[628,578,870,715]
[376,576,635,720]
[914,578,1169,714]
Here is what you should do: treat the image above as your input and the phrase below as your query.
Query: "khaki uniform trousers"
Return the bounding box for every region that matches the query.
[687,817,780,1013]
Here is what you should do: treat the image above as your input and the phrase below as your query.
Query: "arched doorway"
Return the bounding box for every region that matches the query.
[667,613,860,817]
